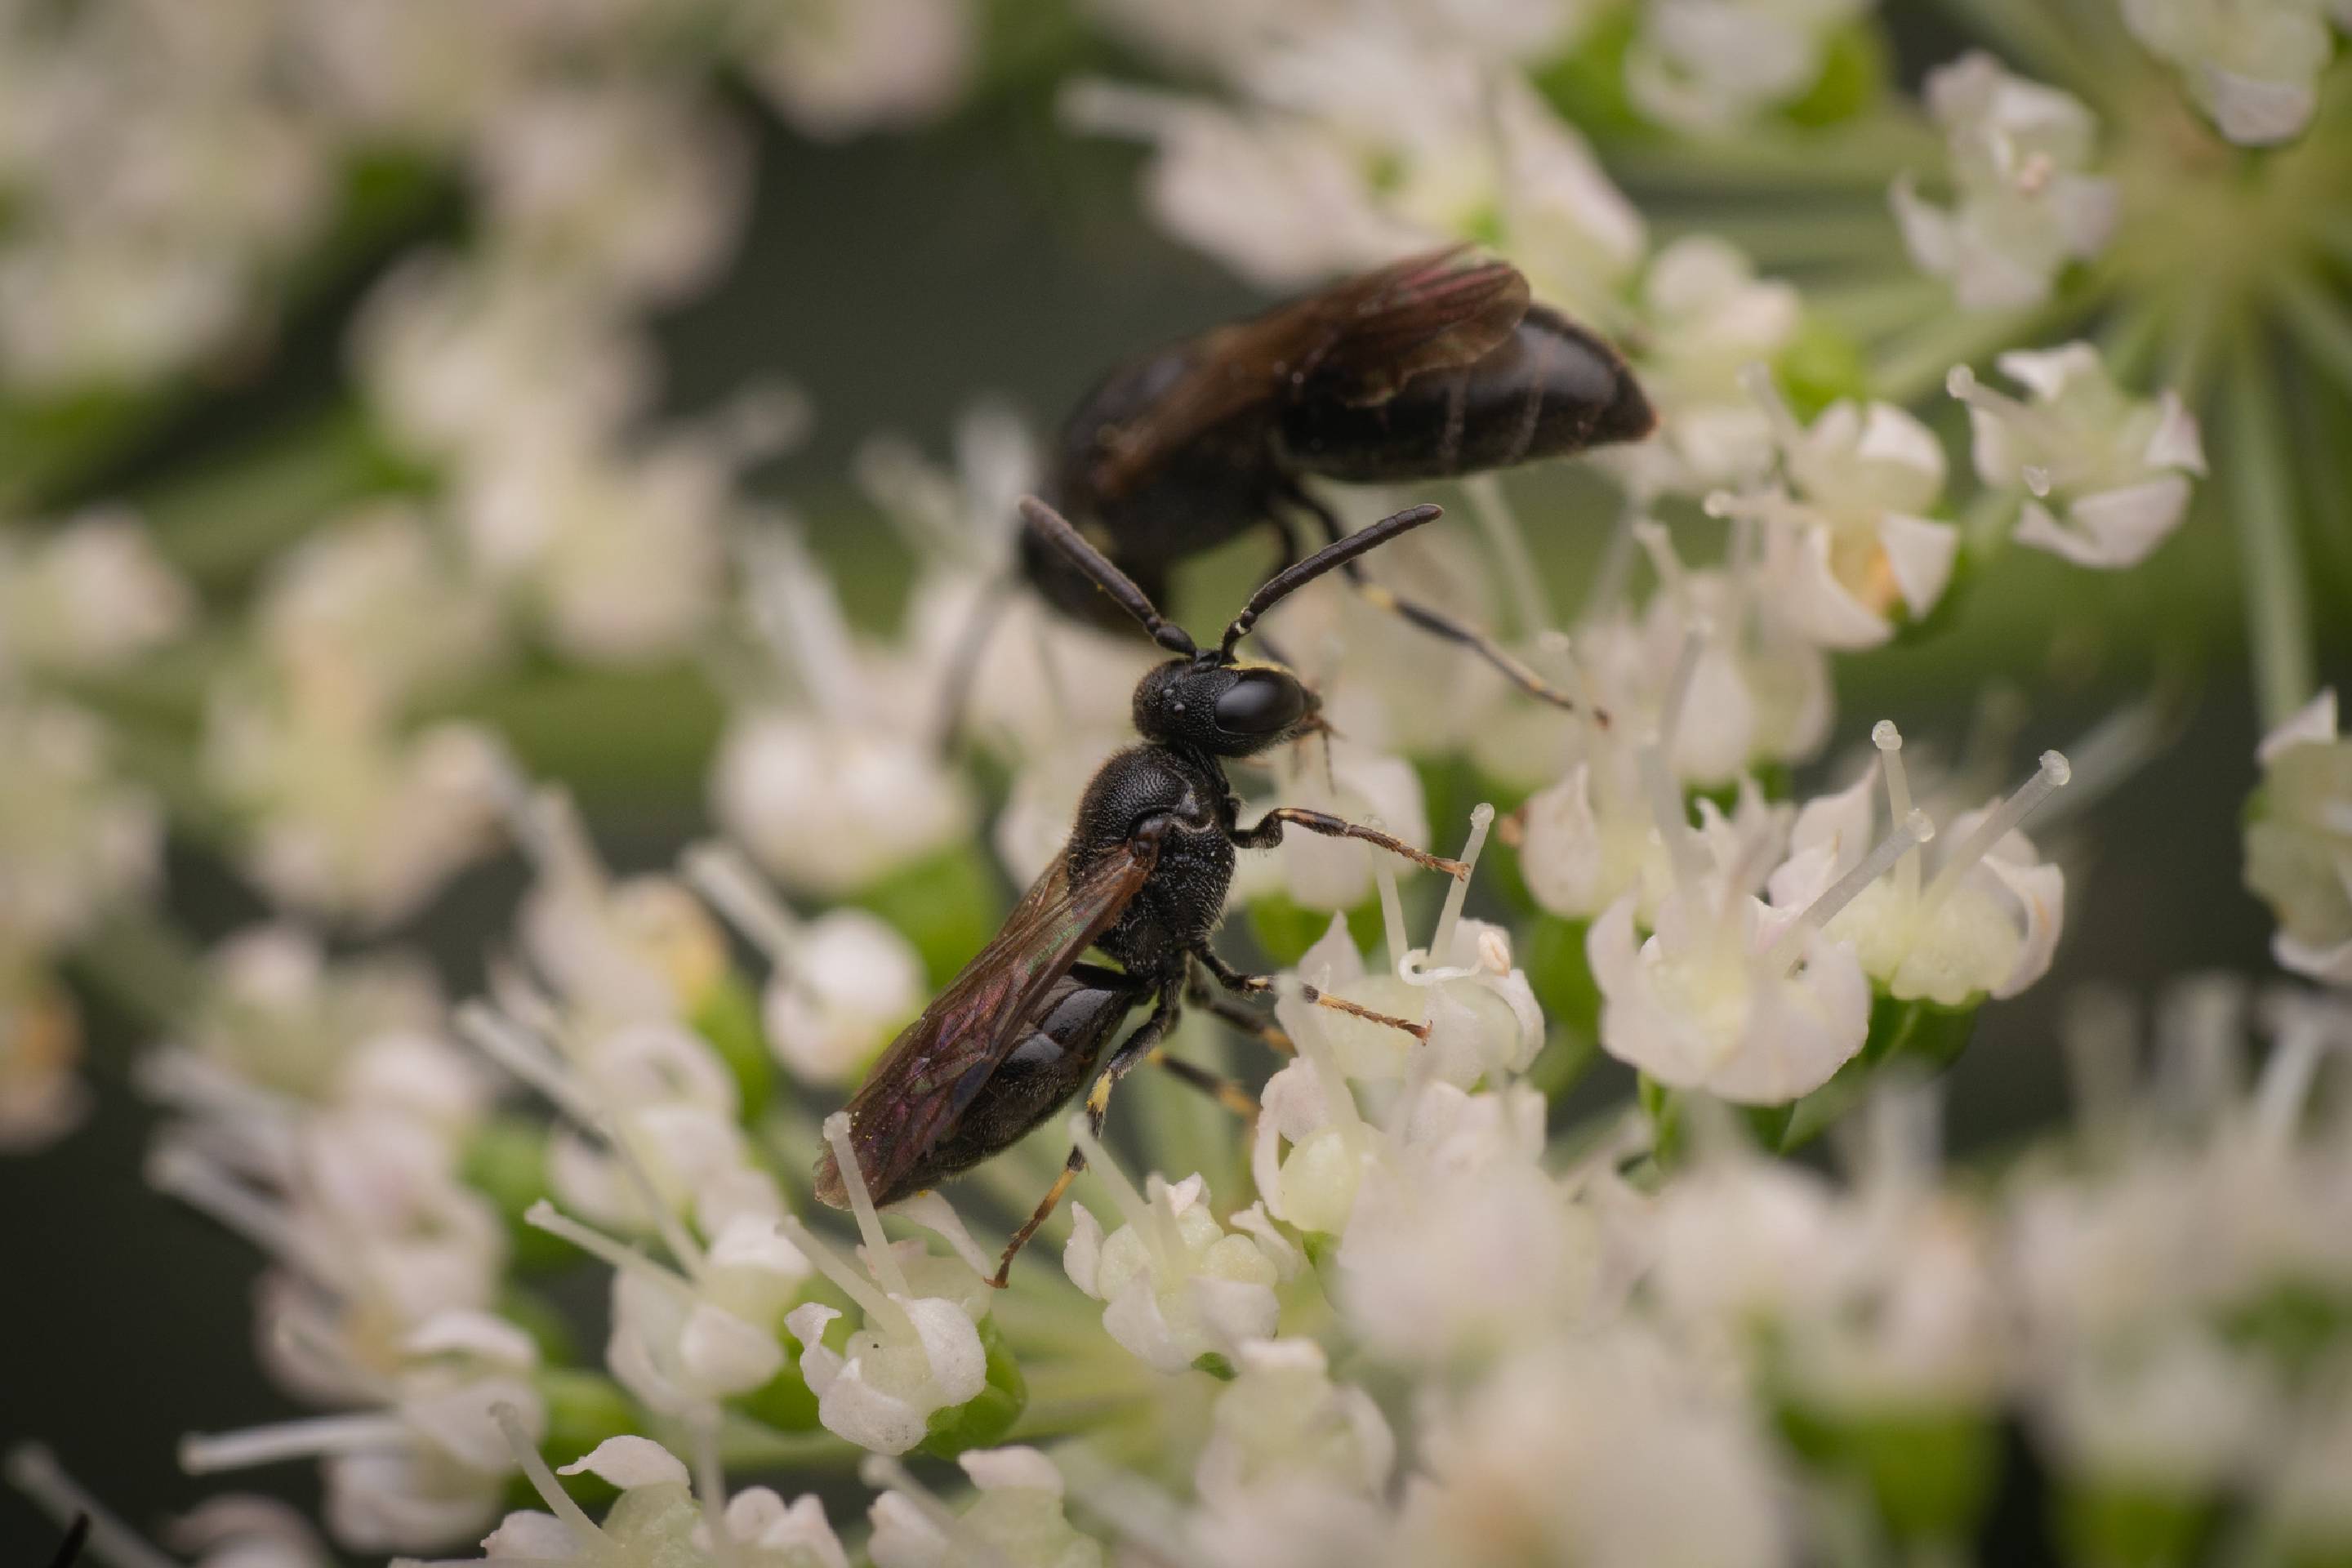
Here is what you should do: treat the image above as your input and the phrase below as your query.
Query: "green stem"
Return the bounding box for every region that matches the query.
[138,403,427,595]
[1807,274,1951,345]
[1869,293,2092,406]
[2272,272,2352,403]
[1926,0,2114,114]
[1605,117,1940,194]
[2225,330,2318,728]
[1653,207,1900,267]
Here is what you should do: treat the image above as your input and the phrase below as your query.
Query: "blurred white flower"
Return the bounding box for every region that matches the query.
[474,82,748,306]
[0,509,191,675]
[354,252,657,465]
[147,1101,508,1405]
[458,421,734,666]
[1184,1339,1395,1567]
[1604,238,1804,497]
[1394,1330,1793,1568]
[204,676,505,929]
[683,840,925,1086]
[1950,345,2205,568]
[1627,0,1872,136]
[994,732,1127,887]
[2245,690,2352,985]
[740,0,978,141]
[713,1486,855,1568]
[715,531,976,897]
[865,1447,1104,1568]
[1067,55,1642,310]
[1065,1127,1285,1374]
[2122,0,2334,145]
[172,922,448,1102]
[1891,51,2118,310]
[0,696,162,951]
[528,1188,808,1414]
[715,710,975,898]
[181,1311,541,1552]
[253,503,503,707]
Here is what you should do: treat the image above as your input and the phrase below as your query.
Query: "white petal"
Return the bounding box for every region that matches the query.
[1780,524,1895,649]
[1519,764,1607,919]
[707,1214,812,1280]
[2258,688,2338,764]
[2203,65,2315,144]
[2020,479,2189,568]
[1704,933,1872,1103]
[1993,342,2100,399]
[886,1190,996,1280]
[1855,404,1949,501]
[1984,857,2066,999]
[1065,1201,1107,1298]
[817,1364,929,1454]
[1298,911,1369,991]
[557,1435,688,1490]
[400,1311,539,1369]
[1879,514,1960,618]
[2274,929,2352,987]
[902,1295,988,1405]
[959,1445,1064,1494]
[481,1510,577,1557]
[680,1301,786,1394]
[785,1303,844,1392]
[2143,391,2207,474]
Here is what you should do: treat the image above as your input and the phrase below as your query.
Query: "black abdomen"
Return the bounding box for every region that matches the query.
[902,967,1143,1195]
[1275,305,1655,483]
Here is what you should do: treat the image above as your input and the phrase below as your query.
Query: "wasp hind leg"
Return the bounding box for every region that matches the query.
[991,983,1183,1287]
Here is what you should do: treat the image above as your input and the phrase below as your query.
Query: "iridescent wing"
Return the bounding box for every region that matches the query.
[1089,249,1530,498]
[818,837,1160,1206]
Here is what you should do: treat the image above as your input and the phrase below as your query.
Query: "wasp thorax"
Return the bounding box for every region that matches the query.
[1133,658,1316,756]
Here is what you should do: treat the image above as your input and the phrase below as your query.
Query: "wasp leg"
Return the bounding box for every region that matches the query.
[1146,1049,1260,1118]
[1231,806,1469,880]
[1184,970,1294,1055]
[1191,946,1430,1043]
[991,984,1183,1287]
[1283,483,1597,719]
[44,1515,91,1568]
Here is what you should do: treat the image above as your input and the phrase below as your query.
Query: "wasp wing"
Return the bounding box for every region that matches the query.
[1089,249,1530,498]
[822,836,1160,1206]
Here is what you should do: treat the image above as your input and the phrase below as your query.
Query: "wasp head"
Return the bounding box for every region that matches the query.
[1133,654,1319,758]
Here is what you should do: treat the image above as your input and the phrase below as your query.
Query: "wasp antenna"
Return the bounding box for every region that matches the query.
[1221,503,1444,657]
[1018,496,1196,656]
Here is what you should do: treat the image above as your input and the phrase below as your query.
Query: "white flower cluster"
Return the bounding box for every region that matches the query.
[0,0,977,399]
[0,509,189,1147]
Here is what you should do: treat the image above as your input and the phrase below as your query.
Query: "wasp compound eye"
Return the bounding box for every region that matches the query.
[1213,670,1307,736]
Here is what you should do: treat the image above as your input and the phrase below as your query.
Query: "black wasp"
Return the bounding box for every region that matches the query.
[1027,247,1655,708]
[820,496,1467,1283]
